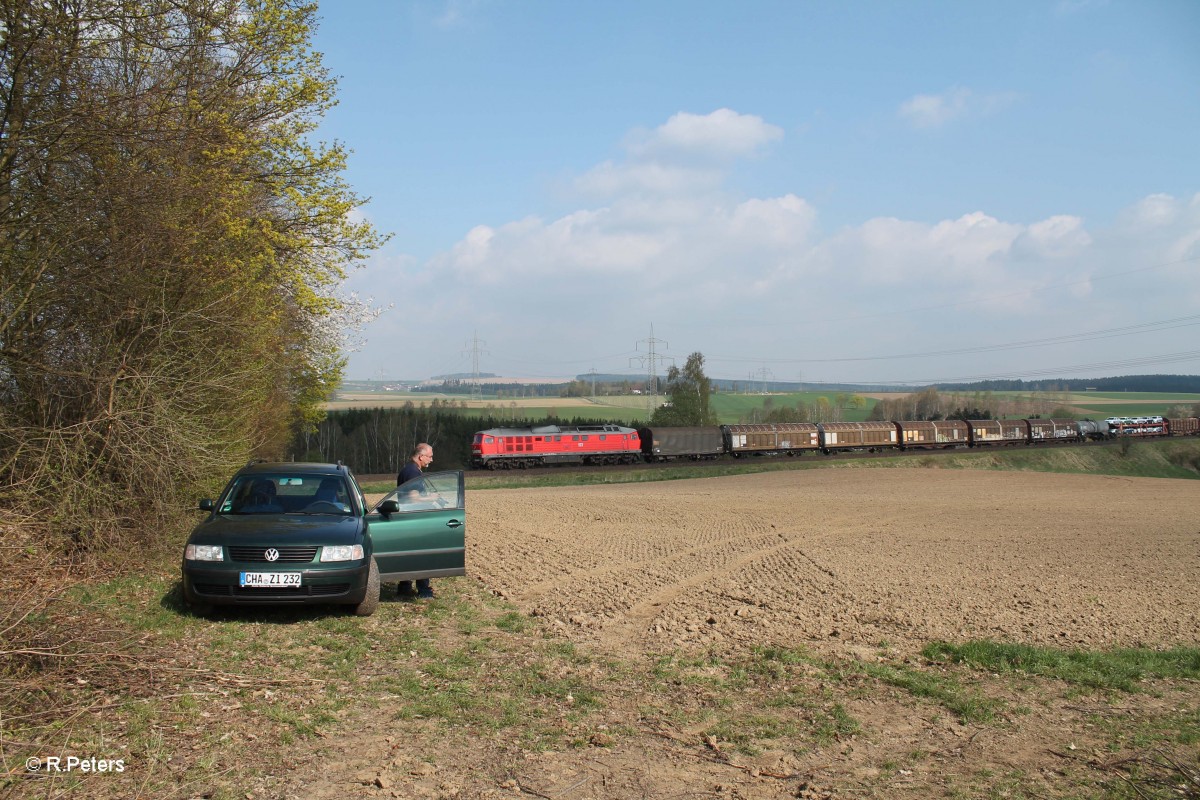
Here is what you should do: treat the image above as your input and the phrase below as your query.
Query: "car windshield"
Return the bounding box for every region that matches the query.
[221,474,355,516]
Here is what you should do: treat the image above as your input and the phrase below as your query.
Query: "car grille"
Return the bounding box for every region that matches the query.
[228,546,318,563]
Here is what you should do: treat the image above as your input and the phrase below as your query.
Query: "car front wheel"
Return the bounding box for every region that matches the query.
[353,558,380,616]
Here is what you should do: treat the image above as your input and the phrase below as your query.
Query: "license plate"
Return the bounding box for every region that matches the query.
[240,572,301,587]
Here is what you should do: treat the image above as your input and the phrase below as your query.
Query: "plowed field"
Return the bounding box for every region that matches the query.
[287,468,1199,799]
[470,469,1200,657]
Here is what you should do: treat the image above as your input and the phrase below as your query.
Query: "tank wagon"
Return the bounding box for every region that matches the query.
[1076,419,1108,440]
[470,416,1200,469]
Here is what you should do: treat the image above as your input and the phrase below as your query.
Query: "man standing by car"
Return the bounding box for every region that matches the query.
[395,443,435,599]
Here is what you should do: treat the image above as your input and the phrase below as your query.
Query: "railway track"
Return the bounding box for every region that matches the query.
[462,436,1119,480]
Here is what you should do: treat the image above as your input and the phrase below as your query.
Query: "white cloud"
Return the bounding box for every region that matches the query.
[1123,193,1180,228]
[729,194,817,247]
[1118,192,1200,264]
[626,108,785,160]
[1016,215,1092,258]
[574,160,723,199]
[430,0,483,28]
[432,209,666,284]
[575,109,783,201]
[821,212,1022,287]
[899,88,972,128]
[899,87,1020,129]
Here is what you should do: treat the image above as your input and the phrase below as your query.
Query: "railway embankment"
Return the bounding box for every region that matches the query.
[358,437,1200,492]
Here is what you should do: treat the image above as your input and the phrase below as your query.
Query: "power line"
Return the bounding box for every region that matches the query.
[463,331,489,400]
[872,349,1200,386]
[631,324,673,420]
[750,364,773,394]
[705,314,1200,367]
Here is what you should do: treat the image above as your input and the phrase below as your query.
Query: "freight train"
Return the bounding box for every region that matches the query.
[469,415,1200,469]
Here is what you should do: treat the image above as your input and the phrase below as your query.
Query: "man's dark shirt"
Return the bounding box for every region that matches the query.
[397,462,422,486]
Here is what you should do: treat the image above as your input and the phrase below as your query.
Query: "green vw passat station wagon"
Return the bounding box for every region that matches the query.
[181,462,465,616]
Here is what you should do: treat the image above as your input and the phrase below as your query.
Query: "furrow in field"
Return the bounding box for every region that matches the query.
[467,470,1200,655]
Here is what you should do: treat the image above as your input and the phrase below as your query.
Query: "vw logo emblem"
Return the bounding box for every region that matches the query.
[264,548,280,562]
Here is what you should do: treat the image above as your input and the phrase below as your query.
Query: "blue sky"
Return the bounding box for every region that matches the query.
[315,0,1200,386]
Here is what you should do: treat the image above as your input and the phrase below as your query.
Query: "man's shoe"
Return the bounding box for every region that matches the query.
[396,581,415,597]
[417,586,435,599]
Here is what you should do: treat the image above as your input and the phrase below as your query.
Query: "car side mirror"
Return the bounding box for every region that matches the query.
[377,499,400,517]
[198,499,214,512]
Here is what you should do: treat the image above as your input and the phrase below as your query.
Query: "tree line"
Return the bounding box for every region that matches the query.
[0,0,383,549]
[293,409,638,474]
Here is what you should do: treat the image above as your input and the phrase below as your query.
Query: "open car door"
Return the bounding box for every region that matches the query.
[367,470,465,582]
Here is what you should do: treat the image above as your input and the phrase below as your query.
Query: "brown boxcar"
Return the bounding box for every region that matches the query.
[725,423,821,456]
[967,419,1030,447]
[1168,417,1200,436]
[817,421,900,453]
[895,419,970,449]
[1027,419,1083,442]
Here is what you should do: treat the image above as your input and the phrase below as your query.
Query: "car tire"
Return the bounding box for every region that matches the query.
[353,558,380,617]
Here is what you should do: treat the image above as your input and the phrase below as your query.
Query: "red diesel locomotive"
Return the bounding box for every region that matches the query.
[471,424,641,468]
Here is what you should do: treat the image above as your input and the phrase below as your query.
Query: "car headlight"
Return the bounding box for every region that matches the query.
[185,544,224,561]
[321,544,365,562]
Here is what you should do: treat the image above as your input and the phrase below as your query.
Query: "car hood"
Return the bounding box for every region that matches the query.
[189,514,365,545]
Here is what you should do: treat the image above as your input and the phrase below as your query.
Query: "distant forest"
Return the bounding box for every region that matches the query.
[928,375,1200,393]
[401,373,1200,396]
[290,409,625,474]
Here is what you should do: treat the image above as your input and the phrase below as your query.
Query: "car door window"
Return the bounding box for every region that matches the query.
[376,470,463,513]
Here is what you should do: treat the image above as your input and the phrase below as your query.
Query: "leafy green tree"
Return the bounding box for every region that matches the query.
[0,0,385,542]
[649,352,718,426]
[764,402,810,423]
[950,407,992,420]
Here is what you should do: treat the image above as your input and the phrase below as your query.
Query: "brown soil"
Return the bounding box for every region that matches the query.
[472,469,1200,656]
[275,469,1200,799]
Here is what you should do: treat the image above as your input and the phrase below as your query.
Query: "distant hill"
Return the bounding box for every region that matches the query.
[577,373,1200,394]
[340,373,1200,396]
[928,374,1200,393]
